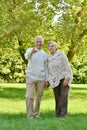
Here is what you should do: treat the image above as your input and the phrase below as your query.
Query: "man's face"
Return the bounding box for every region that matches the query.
[35,40,43,49]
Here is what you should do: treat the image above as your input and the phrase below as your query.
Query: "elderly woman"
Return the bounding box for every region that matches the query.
[48,41,73,119]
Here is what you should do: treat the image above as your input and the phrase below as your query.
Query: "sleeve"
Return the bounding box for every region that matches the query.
[44,53,49,81]
[24,48,33,60]
[61,53,73,82]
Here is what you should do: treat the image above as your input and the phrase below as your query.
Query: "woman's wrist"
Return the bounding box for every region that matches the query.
[65,78,69,82]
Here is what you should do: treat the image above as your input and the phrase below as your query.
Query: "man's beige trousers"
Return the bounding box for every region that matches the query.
[26,77,45,117]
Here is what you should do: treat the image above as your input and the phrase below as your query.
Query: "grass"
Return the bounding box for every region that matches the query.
[0,83,87,130]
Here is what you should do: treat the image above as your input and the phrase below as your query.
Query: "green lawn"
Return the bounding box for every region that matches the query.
[0,83,87,130]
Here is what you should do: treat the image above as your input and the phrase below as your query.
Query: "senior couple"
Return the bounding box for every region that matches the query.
[25,36,73,119]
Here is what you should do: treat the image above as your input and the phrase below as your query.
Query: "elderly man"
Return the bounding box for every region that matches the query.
[25,36,48,118]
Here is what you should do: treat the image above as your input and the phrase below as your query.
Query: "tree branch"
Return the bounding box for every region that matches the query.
[78,29,87,41]
[18,38,27,65]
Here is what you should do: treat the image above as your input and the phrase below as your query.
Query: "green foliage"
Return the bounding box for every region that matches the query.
[0,0,87,83]
[71,41,87,84]
[0,55,26,83]
[72,59,87,84]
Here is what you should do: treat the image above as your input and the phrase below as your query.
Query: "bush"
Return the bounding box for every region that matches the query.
[71,58,87,84]
[0,57,26,83]
[0,56,87,83]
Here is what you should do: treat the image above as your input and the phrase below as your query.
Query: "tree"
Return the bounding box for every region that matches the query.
[0,0,87,82]
[1,0,87,61]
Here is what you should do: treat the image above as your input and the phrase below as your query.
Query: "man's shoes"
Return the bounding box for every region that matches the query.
[34,115,40,118]
[27,116,34,119]
[27,115,40,119]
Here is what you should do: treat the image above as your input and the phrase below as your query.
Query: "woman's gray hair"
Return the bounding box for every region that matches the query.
[34,36,44,43]
[48,41,58,50]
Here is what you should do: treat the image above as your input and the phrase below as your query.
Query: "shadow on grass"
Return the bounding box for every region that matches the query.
[0,87,26,100]
[0,111,87,121]
[0,85,87,100]
[43,87,87,100]
[0,85,53,100]
[70,87,87,100]
[71,87,87,90]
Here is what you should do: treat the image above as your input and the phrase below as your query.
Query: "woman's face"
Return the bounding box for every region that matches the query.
[48,43,57,54]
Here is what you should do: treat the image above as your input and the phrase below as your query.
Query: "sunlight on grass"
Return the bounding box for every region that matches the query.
[0,99,26,114]
[0,83,87,130]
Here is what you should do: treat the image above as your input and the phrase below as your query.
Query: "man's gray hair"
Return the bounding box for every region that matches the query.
[34,36,44,43]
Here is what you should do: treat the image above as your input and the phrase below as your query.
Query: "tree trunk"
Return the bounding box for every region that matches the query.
[67,1,87,62]
[18,38,27,65]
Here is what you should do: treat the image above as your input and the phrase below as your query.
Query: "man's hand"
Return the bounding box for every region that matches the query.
[32,48,38,54]
[44,81,49,89]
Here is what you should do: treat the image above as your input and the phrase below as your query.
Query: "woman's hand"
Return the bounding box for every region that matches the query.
[63,79,69,87]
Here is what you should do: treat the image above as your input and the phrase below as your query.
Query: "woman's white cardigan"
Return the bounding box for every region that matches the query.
[48,51,73,88]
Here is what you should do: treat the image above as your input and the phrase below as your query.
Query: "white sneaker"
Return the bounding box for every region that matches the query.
[27,116,33,119]
[34,115,40,118]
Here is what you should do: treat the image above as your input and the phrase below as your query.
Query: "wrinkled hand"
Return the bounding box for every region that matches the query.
[44,81,49,89]
[63,79,69,87]
[32,48,38,54]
